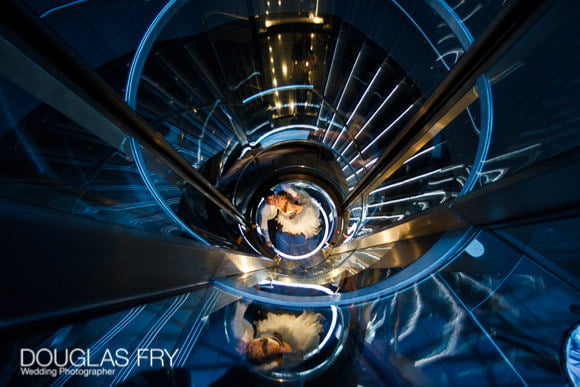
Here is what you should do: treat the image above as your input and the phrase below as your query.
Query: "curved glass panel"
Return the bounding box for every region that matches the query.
[25,0,167,69]
[18,0,500,245]
[122,0,459,244]
[0,78,178,234]
[16,0,536,246]
[477,0,580,184]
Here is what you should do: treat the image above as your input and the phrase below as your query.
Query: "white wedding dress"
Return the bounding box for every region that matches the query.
[230,302,324,371]
[276,189,322,238]
[254,311,323,359]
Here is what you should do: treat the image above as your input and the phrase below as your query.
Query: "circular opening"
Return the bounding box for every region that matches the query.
[256,180,336,260]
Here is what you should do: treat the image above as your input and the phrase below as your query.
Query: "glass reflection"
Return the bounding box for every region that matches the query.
[440,227,579,385]
[222,296,345,382]
[566,324,580,386]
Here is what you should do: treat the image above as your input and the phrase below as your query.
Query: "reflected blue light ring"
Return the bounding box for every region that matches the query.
[249,125,317,147]
[461,75,493,194]
[257,280,338,352]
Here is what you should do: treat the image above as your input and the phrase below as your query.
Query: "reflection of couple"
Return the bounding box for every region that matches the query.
[260,185,321,248]
[231,302,323,372]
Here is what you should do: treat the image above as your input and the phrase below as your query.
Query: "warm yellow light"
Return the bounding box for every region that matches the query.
[266,16,324,29]
[282,64,288,76]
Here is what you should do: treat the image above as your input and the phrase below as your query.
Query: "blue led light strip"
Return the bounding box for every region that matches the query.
[40,0,87,18]
[425,0,493,195]
[242,84,314,104]
[125,0,209,245]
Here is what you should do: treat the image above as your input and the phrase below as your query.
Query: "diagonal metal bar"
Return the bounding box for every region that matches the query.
[0,0,249,226]
[0,199,272,333]
[342,0,550,211]
[334,146,580,254]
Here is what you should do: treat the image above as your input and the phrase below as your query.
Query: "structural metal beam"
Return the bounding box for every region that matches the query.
[334,147,580,254]
[0,200,272,333]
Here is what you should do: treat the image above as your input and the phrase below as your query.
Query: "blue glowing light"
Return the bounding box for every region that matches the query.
[242,84,314,104]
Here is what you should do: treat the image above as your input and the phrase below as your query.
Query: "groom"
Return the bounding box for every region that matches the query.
[259,186,300,248]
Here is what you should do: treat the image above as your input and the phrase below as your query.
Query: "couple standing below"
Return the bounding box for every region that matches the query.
[260,185,322,248]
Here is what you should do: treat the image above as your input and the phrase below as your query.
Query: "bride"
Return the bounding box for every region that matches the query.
[260,185,321,247]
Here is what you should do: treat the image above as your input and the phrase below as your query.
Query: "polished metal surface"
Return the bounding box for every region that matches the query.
[214,228,474,307]
[0,199,272,332]
[217,251,275,279]
[335,146,580,259]
[451,147,580,227]
[332,207,468,254]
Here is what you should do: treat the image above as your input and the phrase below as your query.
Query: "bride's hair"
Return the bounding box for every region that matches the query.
[277,191,291,200]
[276,191,292,212]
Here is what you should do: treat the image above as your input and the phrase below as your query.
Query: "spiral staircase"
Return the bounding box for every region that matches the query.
[0,0,579,385]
